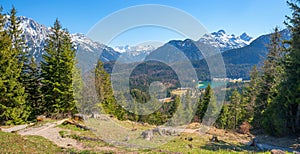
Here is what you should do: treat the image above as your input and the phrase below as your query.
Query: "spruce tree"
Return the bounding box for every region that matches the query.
[253,28,284,129]
[0,7,28,124]
[41,19,77,117]
[229,90,242,129]
[25,57,43,119]
[95,60,117,115]
[278,0,300,133]
[196,84,213,122]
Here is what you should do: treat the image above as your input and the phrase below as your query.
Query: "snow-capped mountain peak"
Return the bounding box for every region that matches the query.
[113,44,156,53]
[113,44,157,62]
[4,16,120,72]
[199,30,253,51]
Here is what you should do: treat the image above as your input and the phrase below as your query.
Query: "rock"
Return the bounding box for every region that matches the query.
[153,127,164,136]
[188,144,193,148]
[187,137,193,141]
[124,136,130,141]
[141,130,153,141]
[91,113,109,121]
[36,115,46,122]
[270,149,286,154]
[210,135,219,143]
[73,114,88,121]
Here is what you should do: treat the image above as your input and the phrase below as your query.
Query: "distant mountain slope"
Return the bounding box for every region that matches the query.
[4,16,120,68]
[113,45,156,63]
[147,30,254,62]
[199,30,253,52]
[145,29,290,80]
[222,29,290,65]
[114,30,253,63]
[5,15,291,79]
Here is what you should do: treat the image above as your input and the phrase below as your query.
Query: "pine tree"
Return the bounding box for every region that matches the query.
[8,7,29,78]
[95,60,117,115]
[196,84,214,122]
[115,92,127,120]
[253,28,284,129]
[229,90,242,129]
[8,7,24,53]
[183,90,193,122]
[0,7,29,124]
[41,19,77,117]
[246,65,259,123]
[205,87,218,125]
[278,0,300,133]
[169,95,185,126]
[72,65,84,113]
[24,57,43,120]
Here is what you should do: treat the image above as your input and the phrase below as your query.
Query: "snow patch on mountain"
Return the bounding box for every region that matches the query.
[199,30,254,52]
[113,45,156,62]
[4,16,120,65]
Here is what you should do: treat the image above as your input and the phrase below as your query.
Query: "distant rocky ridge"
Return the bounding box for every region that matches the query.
[4,16,291,79]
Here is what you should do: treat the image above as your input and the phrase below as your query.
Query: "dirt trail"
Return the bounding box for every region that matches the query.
[17,119,84,150]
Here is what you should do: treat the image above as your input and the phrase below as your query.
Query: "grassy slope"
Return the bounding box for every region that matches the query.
[1,119,292,154]
[0,131,63,153]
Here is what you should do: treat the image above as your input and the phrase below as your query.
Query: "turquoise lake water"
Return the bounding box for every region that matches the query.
[197,81,227,89]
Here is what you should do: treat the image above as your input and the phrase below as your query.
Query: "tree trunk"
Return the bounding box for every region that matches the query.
[290,109,296,133]
[295,104,300,130]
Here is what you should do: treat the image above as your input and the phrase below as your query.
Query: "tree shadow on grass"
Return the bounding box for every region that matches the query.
[200,139,258,153]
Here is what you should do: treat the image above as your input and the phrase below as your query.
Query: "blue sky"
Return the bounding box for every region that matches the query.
[1,0,291,46]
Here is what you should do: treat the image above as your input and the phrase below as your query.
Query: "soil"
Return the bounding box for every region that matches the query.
[1,120,299,153]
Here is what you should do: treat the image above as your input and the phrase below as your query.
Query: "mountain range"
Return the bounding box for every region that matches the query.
[4,16,291,79]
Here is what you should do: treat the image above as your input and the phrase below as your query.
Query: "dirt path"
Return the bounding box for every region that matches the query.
[17,119,84,150]
[1,124,29,133]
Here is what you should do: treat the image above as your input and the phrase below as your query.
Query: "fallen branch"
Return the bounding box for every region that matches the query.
[63,119,94,131]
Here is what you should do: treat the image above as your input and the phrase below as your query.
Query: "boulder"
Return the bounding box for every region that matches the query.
[36,115,46,122]
[73,114,87,121]
[153,127,164,136]
[210,135,219,143]
[141,130,153,141]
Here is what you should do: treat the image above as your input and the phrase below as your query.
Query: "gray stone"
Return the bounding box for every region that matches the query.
[141,130,153,141]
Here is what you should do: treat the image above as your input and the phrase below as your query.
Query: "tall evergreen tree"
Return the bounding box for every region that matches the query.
[7,7,29,77]
[195,84,218,126]
[253,28,284,129]
[246,65,259,124]
[229,90,242,129]
[25,57,43,120]
[278,0,300,133]
[8,7,24,52]
[41,19,77,117]
[0,7,28,124]
[95,60,117,115]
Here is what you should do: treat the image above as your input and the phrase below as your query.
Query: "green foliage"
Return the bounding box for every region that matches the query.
[216,90,246,129]
[41,19,77,117]
[196,85,216,122]
[95,60,118,115]
[253,27,284,130]
[276,0,300,134]
[24,57,44,120]
[0,7,29,125]
[241,1,300,135]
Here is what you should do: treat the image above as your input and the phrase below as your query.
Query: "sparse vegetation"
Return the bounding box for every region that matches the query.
[0,131,63,153]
